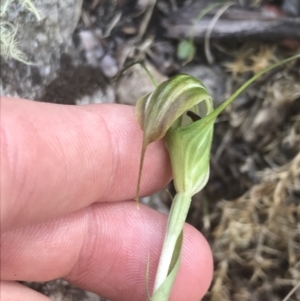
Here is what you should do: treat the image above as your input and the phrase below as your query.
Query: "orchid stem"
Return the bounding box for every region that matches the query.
[153,193,192,292]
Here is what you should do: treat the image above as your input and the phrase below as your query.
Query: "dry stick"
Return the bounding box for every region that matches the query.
[282,280,300,301]
[103,11,122,38]
[214,128,233,161]
[190,2,230,45]
[138,0,157,39]
[204,2,234,64]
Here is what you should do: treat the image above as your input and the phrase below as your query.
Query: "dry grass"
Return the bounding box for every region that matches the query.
[206,153,300,301]
[198,44,300,301]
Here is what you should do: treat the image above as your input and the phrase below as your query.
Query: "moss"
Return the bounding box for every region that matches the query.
[0,0,40,63]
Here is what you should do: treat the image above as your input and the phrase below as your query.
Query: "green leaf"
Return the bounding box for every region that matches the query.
[150,231,183,301]
[212,53,300,118]
[177,39,195,61]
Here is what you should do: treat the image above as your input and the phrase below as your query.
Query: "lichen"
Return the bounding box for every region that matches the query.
[0,0,40,63]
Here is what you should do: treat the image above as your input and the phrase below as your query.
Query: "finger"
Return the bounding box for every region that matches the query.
[1,202,213,301]
[1,98,171,231]
[1,281,51,301]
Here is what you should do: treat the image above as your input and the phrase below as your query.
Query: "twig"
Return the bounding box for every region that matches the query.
[205,2,234,64]
[104,11,122,38]
[282,280,300,301]
[214,128,233,161]
[138,0,157,39]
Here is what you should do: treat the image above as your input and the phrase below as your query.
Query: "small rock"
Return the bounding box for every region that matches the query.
[79,30,100,51]
[76,86,115,105]
[99,54,119,78]
[1,0,83,100]
[117,61,167,105]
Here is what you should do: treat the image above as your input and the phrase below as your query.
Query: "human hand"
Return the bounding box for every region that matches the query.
[0,97,213,301]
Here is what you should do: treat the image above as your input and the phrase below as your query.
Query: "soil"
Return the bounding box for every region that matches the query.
[2,0,300,300]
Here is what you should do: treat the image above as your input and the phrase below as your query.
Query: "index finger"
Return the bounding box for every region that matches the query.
[0,98,172,231]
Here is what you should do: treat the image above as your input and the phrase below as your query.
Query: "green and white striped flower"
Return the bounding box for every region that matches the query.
[135,74,213,200]
[135,53,300,301]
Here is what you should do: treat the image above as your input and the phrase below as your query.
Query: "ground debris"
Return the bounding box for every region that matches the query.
[116,60,167,105]
[163,1,300,43]
[203,153,300,301]
[25,280,108,301]
[185,43,300,301]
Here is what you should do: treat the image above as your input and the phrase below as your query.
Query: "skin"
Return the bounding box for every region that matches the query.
[0,97,213,301]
